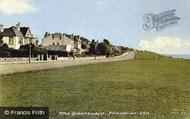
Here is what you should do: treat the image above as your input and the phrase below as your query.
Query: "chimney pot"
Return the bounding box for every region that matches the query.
[16,22,21,31]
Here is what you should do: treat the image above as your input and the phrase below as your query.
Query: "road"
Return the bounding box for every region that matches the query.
[0,51,135,75]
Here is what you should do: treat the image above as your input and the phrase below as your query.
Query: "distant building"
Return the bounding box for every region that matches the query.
[0,23,37,49]
[42,32,82,53]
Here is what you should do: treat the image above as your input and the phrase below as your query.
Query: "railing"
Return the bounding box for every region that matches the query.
[0,57,36,62]
[0,52,129,63]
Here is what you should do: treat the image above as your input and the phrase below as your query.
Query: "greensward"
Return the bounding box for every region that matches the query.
[0,51,190,119]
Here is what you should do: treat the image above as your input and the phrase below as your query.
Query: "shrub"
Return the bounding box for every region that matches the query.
[1,43,9,50]
[47,50,68,57]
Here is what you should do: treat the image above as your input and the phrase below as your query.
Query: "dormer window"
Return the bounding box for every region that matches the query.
[19,37,23,44]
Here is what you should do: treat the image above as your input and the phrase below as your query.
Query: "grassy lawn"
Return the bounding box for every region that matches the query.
[0,51,190,119]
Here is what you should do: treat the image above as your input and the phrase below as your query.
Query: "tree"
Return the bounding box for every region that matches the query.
[81,41,87,49]
[89,39,97,55]
[103,39,110,45]
[105,44,114,57]
[96,39,114,57]
[34,46,45,55]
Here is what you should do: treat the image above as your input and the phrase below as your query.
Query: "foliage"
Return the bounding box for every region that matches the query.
[96,39,114,57]
[89,39,97,55]
[34,46,46,55]
[0,44,46,57]
[1,49,29,57]
[81,40,88,49]
[47,50,68,57]
[1,43,9,50]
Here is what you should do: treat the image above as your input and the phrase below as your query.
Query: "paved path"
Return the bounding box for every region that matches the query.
[0,51,135,75]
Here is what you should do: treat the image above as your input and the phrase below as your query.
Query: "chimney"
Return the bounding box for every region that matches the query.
[0,24,3,32]
[71,34,74,40]
[16,22,21,31]
[44,32,49,37]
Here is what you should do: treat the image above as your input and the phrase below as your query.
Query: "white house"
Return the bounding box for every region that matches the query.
[0,23,37,49]
[42,32,82,53]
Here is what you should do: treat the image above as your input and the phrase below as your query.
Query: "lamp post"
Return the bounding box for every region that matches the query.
[29,44,31,63]
[94,41,98,60]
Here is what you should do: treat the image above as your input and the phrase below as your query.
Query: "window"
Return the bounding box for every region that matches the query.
[52,43,55,45]
[9,37,13,45]
[29,39,32,43]
[59,35,61,39]
[19,37,23,44]
[57,42,59,45]
[52,35,54,39]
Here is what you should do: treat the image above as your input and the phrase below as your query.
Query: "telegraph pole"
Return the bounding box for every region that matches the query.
[29,44,31,63]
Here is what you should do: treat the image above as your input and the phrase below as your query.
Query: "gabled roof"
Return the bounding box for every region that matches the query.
[20,27,29,36]
[2,26,23,37]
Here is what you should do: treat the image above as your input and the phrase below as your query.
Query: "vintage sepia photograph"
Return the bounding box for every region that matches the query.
[0,0,189,119]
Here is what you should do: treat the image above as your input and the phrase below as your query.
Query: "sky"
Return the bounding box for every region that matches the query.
[0,0,190,54]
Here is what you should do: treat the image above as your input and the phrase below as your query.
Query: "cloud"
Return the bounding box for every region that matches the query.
[0,0,38,15]
[138,36,190,54]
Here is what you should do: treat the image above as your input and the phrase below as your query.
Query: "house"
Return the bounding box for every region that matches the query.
[20,27,36,45]
[42,32,82,53]
[0,23,37,49]
[74,35,82,51]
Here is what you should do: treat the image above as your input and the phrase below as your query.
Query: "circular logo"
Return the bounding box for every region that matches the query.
[143,13,156,31]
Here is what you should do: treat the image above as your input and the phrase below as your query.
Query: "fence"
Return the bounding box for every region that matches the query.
[0,57,36,62]
[0,56,107,63]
